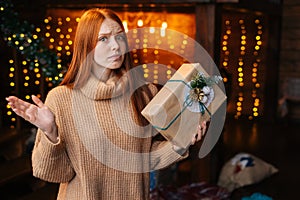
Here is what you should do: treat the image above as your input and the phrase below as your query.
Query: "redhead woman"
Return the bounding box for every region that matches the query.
[6,8,206,200]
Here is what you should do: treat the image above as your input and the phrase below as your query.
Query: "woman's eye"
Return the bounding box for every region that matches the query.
[98,36,108,42]
[116,34,125,41]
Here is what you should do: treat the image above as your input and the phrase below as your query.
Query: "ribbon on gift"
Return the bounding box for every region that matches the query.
[152,79,211,131]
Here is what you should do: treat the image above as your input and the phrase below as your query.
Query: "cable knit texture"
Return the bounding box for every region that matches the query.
[32,73,187,200]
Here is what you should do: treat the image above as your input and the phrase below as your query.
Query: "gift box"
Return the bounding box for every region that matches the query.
[142,63,227,155]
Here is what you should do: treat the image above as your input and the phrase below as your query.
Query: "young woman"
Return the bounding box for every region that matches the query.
[6,8,206,200]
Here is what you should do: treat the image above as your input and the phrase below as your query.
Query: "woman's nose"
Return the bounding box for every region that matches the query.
[110,37,120,50]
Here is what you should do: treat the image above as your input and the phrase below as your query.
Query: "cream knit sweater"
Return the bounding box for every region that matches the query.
[32,73,187,200]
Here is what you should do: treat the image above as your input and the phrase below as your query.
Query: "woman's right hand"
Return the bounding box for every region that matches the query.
[6,95,58,142]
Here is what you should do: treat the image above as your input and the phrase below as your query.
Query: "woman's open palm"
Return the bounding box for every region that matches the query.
[6,95,55,133]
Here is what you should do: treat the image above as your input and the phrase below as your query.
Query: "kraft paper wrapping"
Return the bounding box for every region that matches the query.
[142,63,227,152]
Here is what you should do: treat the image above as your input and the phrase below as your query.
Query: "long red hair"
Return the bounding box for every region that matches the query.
[60,8,153,125]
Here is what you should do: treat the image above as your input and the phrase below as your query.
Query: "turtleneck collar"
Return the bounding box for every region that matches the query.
[80,71,128,100]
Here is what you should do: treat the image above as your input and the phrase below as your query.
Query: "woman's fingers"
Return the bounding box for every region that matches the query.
[32,95,44,108]
[191,121,208,145]
[6,96,37,122]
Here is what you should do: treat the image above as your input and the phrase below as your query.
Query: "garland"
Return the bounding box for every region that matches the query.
[0,0,63,85]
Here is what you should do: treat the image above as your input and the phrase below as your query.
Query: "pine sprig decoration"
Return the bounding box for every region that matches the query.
[0,0,64,85]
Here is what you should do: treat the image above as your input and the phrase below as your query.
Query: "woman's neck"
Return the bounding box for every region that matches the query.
[91,61,114,83]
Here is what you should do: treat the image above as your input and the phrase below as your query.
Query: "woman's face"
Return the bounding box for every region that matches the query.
[94,18,126,69]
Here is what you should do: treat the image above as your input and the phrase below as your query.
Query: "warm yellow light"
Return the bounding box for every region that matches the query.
[57,46,62,51]
[149,27,155,33]
[253,112,259,117]
[239,82,244,87]
[238,62,244,66]
[15,41,19,45]
[36,28,41,32]
[33,35,38,39]
[56,28,61,33]
[137,19,143,27]
[226,30,231,34]
[122,21,128,33]
[7,111,12,115]
[144,74,149,78]
[241,35,246,40]
[19,46,24,50]
[240,46,246,51]
[10,67,15,72]
[252,78,257,83]
[255,83,260,88]
[76,17,80,22]
[25,95,30,100]
[223,61,228,67]
[237,102,242,106]
[154,50,159,55]
[23,69,28,73]
[237,107,242,111]
[44,18,49,23]
[238,96,244,101]
[27,39,32,43]
[9,73,14,78]
[162,22,168,29]
[222,46,227,51]
[10,82,15,87]
[239,72,243,77]
[255,45,260,50]
[24,82,29,87]
[66,17,71,22]
[20,33,25,38]
[223,35,228,40]
[35,80,40,85]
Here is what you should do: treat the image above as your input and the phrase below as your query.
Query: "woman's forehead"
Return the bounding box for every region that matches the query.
[99,18,122,35]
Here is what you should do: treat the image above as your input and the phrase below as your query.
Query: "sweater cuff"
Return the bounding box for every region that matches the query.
[38,131,64,158]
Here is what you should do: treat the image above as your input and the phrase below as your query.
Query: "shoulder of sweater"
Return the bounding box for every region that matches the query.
[45,85,72,106]
[146,83,158,96]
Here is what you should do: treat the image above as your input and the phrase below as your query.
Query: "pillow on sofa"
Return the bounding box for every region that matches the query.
[217,152,278,192]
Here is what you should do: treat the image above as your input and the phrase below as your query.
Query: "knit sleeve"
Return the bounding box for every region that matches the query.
[32,129,75,183]
[31,87,75,183]
[149,134,189,171]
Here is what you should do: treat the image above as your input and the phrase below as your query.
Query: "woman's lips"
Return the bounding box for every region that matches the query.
[108,55,121,61]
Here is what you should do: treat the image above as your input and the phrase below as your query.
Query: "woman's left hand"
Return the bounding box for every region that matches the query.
[191,120,208,145]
